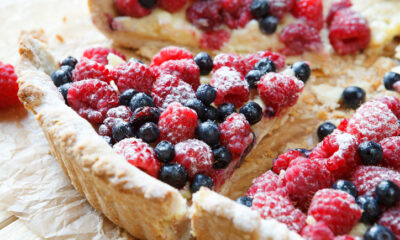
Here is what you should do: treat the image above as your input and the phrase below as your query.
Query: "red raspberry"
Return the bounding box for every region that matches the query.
[334,236,355,240]
[269,0,295,20]
[301,222,335,240]
[346,101,399,142]
[82,47,126,65]
[113,137,161,177]
[292,0,324,30]
[378,203,400,239]
[186,1,223,31]
[158,59,200,90]
[213,53,247,76]
[308,189,362,235]
[272,149,303,174]
[257,72,304,115]
[310,131,359,179]
[158,102,198,144]
[151,74,196,109]
[67,79,119,123]
[72,58,110,83]
[351,166,400,196]
[151,46,193,67]
[200,30,231,50]
[375,96,400,119]
[210,67,249,108]
[279,23,322,55]
[158,0,187,13]
[380,137,400,170]
[244,51,286,72]
[221,0,253,29]
[114,0,152,18]
[329,8,370,55]
[0,62,19,108]
[251,192,306,233]
[247,170,287,197]
[98,106,133,136]
[219,113,254,159]
[173,139,214,179]
[326,0,352,27]
[110,61,154,94]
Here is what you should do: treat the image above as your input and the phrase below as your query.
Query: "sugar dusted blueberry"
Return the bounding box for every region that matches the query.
[159,163,188,189]
[194,52,213,75]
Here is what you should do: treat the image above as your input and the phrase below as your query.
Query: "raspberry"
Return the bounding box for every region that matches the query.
[257,72,304,115]
[272,149,303,174]
[251,192,306,233]
[158,59,200,90]
[292,0,324,30]
[308,189,362,235]
[151,46,193,67]
[268,0,295,20]
[334,236,355,240]
[151,74,196,109]
[173,139,214,179]
[67,79,119,123]
[244,51,286,72]
[351,166,400,196]
[219,113,254,159]
[210,67,249,108]
[158,102,198,144]
[346,101,399,142]
[110,61,154,94]
[114,0,152,18]
[213,53,247,76]
[247,170,287,197]
[329,8,370,55]
[72,58,110,83]
[378,203,400,239]
[301,222,335,240]
[375,96,400,119]
[98,106,133,136]
[279,23,322,55]
[158,0,187,13]
[310,131,359,179]
[221,0,253,29]
[200,30,231,50]
[0,62,19,108]
[82,47,126,65]
[380,137,400,170]
[326,0,352,27]
[113,137,161,177]
[186,1,223,31]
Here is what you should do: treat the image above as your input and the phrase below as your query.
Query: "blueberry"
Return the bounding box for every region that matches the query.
[356,195,382,224]
[61,56,78,68]
[185,98,206,120]
[58,82,72,105]
[155,140,175,163]
[341,86,366,109]
[358,141,383,165]
[332,180,358,198]
[196,84,217,105]
[294,148,312,158]
[120,89,139,106]
[260,16,278,34]
[375,180,400,207]
[213,146,232,169]
[112,121,134,142]
[130,93,155,111]
[190,174,214,193]
[131,106,161,130]
[383,72,400,91]
[51,69,72,87]
[236,196,253,207]
[194,52,213,76]
[197,120,220,147]
[102,135,113,146]
[317,121,336,141]
[159,163,188,189]
[245,70,263,88]
[137,122,159,143]
[138,0,157,8]
[251,0,269,18]
[254,58,276,75]
[364,224,395,240]
[218,103,236,121]
[239,102,263,125]
[60,65,74,74]
[204,105,219,121]
[292,61,311,83]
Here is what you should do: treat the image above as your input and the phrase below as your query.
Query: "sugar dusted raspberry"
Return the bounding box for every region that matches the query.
[67,79,119,123]
[113,137,161,177]
[378,203,400,239]
[213,53,247,76]
[244,51,286,72]
[173,139,213,179]
[272,149,303,174]
[221,0,253,29]
[114,0,152,18]
[247,170,287,197]
[0,62,19,108]
[158,0,187,13]
[158,102,198,144]
[110,61,155,94]
[251,192,306,233]
[301,222,335,240]
[219,113,254,159]
[351,166,400,196]
[186,1,223,31]
[268,0,295,20]
[326,0,352,27]
[308,189,362,235]
[151,46,193,66]
[200,30,231,50]
[257,72,304,115]
[72,58,110,83]
[380,137,400,170]
[82,47,126,65]
[280,23,322,55]
[375,96,400,119]
[329,8,370,55]
[346,101,399,142]
[98,106,133,136]
[210,67,249,108]
[292,0,323,30]
[151,74,196,109]
[158,59,200,90]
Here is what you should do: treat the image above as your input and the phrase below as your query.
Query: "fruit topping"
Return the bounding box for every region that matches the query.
[72,58,110,83]
[82,47,126,65]
[0,62,19,108]
[341,86,366,109]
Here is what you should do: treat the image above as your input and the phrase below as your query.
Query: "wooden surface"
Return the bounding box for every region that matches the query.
[0,213,40,240]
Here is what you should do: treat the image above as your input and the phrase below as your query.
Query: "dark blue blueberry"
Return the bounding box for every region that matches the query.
[185,98,206,120]
[383,72,400,91]
[194,52,213,76]
[155,140,175,163]
[245,70,263,88]
[61,56,78,68]
[131,106,161,130]
[102,136,113,146]
[356,195,382,224]
[196,84,217,105]
[341,86,366,109]
[260,16,278,34]
[294,148,312,158]
[239,102,263,125]
[112,121,134,142]
[138,0,157,8]
[317,121,336,141]
[213,146,232,169]
[58,82,72,105]
[218,103,236,121]
[159,163,188,189]
[138,122,159,143]
[129,92,155,111]
[190,174,214,193]
[120,89,139,106]
[251,0,269,18]
[235,196,253,207]
[204,105,219,121]
[197,120,220,147]
[358,141,383,166]
[364,224,395,240]
[292,61,311,83]
[375,180,400,207]
[60,65,74,74]
[254,58,276,75]
[51,69,72,87]
[332,180,358,198]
